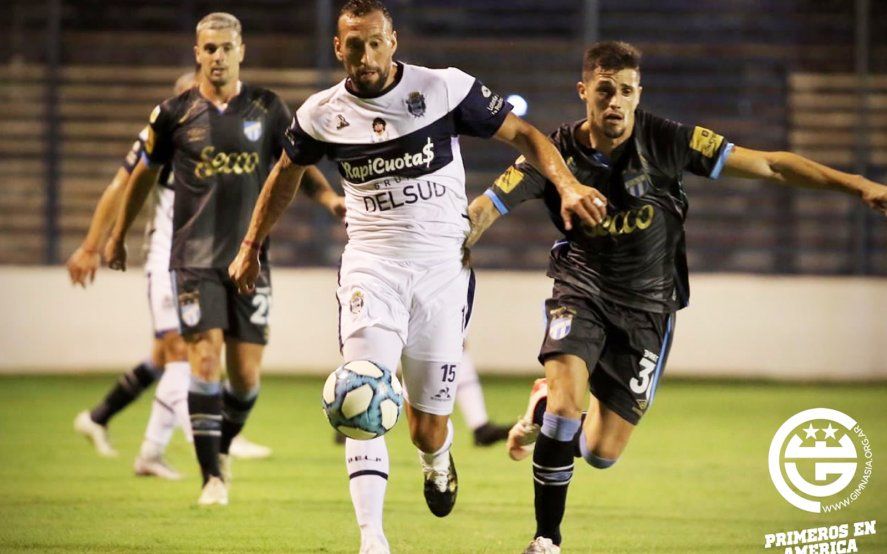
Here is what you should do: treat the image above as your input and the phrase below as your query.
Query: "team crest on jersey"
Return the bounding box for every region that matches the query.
[623,170,652,198]
[243,121,263,142]
[405,91,426,117]
[349,290,365,315]
[178,291,201,328]
[548,307,575,340]
[336,114,350,130]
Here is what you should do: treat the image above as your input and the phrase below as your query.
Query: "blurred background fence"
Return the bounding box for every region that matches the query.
[1,0,885,274]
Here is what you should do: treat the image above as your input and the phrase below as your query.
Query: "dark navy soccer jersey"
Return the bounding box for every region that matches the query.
[142,84,292,269]
[485,109,733,313]
[281,61,512,261]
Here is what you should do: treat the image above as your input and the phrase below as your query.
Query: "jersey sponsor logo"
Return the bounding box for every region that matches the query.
[584,204,655,238]
[547,306,575,340]
[340,137,436,182]
[405,91,426,117]
[689,126,724,158]
[194,146,260,179]
[494,166,525,194]
[243,120,263,142]
[361,180,448,213]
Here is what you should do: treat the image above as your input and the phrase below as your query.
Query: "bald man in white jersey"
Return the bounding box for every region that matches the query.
[229,1,607,551]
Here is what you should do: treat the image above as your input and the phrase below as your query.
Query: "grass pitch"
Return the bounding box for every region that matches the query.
[0,375,884,553]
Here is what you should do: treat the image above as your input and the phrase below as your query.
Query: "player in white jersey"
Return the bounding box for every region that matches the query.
[70,72,275,478]
[229,1,606,551]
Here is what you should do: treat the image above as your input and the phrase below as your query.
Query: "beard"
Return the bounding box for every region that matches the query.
[350,65,391,95]
[603,123,626,139]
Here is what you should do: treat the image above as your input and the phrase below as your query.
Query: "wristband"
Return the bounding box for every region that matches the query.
[242,239,261,251]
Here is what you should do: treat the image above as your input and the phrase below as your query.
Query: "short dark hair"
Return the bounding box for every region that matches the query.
[582,41,641,80]
[372,117,385,127]
[339,0,394,27]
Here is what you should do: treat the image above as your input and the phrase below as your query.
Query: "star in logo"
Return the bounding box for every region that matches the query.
[801,423,819,439]
[822,423,839,440]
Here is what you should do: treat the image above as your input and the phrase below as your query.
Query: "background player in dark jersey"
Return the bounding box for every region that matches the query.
[465,41,887,554]
[104,12,343,506]
[70,71,275,474]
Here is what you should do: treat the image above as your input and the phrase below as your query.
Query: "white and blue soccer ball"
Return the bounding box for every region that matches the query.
[322,360,404,440]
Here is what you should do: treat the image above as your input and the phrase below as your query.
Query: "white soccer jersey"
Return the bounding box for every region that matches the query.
[283,62,512,260]
[123,127,175,274]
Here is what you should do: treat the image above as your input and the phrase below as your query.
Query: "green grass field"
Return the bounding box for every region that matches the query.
[0,375,884,553]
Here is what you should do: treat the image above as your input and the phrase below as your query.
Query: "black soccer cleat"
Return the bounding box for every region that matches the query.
[472,421,513,446]
[423,453,458,517]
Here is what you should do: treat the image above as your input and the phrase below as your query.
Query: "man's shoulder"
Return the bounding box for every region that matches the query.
[157,88,198,117]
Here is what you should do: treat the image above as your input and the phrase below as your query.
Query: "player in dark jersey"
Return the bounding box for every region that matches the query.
[465,41,887,554]
[104,12,344,506]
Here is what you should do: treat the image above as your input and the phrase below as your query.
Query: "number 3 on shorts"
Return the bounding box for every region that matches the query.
[250,290,271,325]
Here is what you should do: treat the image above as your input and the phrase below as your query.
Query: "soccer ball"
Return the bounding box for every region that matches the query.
[322,360,404,440]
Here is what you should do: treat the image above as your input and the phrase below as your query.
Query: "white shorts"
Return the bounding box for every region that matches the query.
[337,248,475,415]
[147,271,179,337]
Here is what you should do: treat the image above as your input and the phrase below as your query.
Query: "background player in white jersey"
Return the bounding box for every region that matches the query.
[69,72,273,478]
[229,1,606,550]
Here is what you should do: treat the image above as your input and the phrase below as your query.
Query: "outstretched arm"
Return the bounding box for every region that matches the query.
[104,160,160,271]
[66,167,130,286]
[494,113,607,230]
[229,154,308,293]
[724,146,887,215]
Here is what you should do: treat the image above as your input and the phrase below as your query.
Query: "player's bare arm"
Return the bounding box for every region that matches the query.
[299,166,346,219]
[67,167,131,287]
[494,112,606,230]
[465,193,502,250]
[229,154,307,293]
[724,146,887,216]
[104,160,160,271]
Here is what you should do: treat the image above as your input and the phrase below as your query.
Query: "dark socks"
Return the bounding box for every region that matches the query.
[220,386,258,455]
[532,414,581,546]
[90,362,158,426]
[188,381,223,485]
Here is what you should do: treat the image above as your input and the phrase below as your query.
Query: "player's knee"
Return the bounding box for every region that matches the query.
[162,334,187,362]
[583,450,618,469]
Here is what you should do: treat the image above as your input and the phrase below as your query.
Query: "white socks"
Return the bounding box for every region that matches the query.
[455,351,489,430]
[346,436,390,549]
[419,419,454,472]
[142,361,191,454]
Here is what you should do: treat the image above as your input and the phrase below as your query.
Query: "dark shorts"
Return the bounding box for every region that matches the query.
[172,266,271,345]
[538,281,675,425]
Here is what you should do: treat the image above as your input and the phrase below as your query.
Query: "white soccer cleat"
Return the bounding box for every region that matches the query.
[197,476,228,506]
[229,435,272,459]
[133,455,182,480]
[219,453,232,485]
[74,410,118,458]
[359,535,390,554]
[506,378,547,461]
[523,537,561,554]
